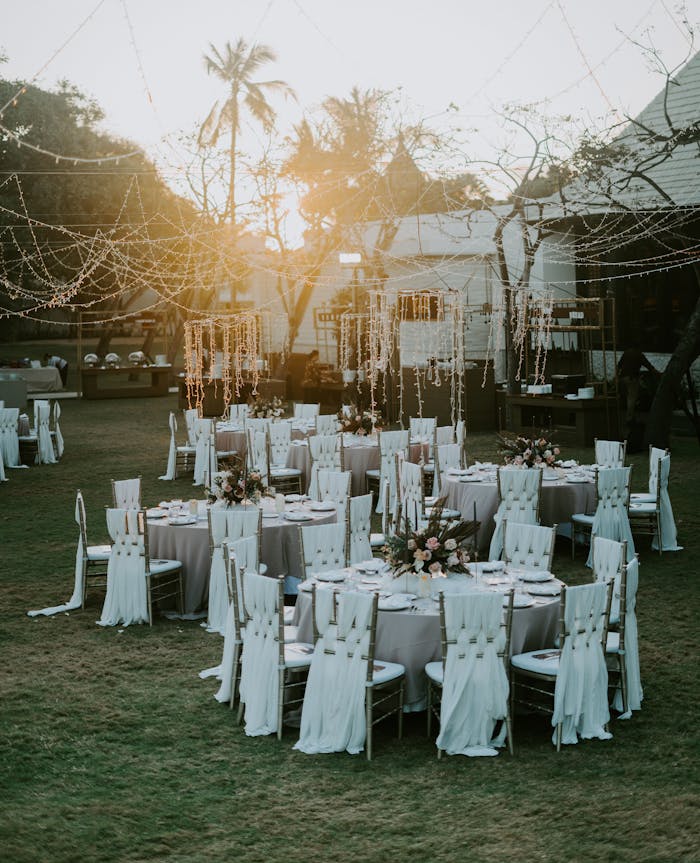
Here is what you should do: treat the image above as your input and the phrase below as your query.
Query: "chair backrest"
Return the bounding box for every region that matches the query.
[0,407,20,463]
[409,417,437,441]
[268,421,292,466]
[299,522,348,577]
[99,508,149,625]
[435,425,456,447]
[52,401,64,459]
[347,493,373,564]
[380,478,393,538]
[399,459,424,529]
[229,403,250,422]
[209,506,262,552]
[377,429,409,510]
[316,413,338,435]
[33,398,50,432]
[436,442,463,486]
[502,520,556,570]
[76,489,89,551]
[34,401,56,464]
[439,590,512,669]
[248,430,270,485]
[111,477,141,509]
[496,467,542,523]
[245,417,271,436]
[311,586,377,677]
[308,433,341,469]
[316,469,351,504]
[294,403,320,419]
[591,536,626,622]
[648,447,668,495]
[558,581,611,665]
[589,467,634,561]
[595,438,626,468]
[183,408,199,446]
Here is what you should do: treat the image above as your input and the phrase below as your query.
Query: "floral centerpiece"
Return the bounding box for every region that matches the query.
[249,395,284,419]
[497,431,560,468]
[337,404,383,436]
[383,500,474,584]
[207,456,268,507]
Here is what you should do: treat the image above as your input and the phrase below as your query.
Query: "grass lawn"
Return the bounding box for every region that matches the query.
[0,392,698,863]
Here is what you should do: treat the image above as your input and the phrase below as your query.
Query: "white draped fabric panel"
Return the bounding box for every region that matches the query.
[612,557,643,716]
[0,407,21,467]
[210,535,259,704]
[184,409,199,446]
[192,419,213,486]
[206,509,260,635]
[652,456,682,551]
[229,403,249,421]
[249,430,270,485]
[348,494,373,565]
[239,572,281,736]
[27,492,87,616]
[503,522,554,570]
[488,468,541,562]
[159,411,178,480]
[592,536,626,624]
[0,445,5,481]
[301,523,347,577]
[268,422,292,467]
[35,401,56,465]
[374,430,409,515]
[316,414,338,435]
[53,401,64,459]
[295,590,373,755]
[585,467,634,566]
[436,592,509,757]
[112,477,141,509]
[436,443,462,493]
[316,469,351,504]
[294,403,320,419]
[308,434,341,500]
[552,582,611,745]
[97,509,149,627]
[400,460,423,529]
[595,440,625,468]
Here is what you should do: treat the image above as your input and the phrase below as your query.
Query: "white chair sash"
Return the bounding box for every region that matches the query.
[316,414,338,435]
[652,456,682,551]
[249,430,270,485]
[268,421,292,467]
[27,491,87,616]
[612,557,642,717]
[503,522,554,570]
[192,418,213,486]
[375,430,409,515]
[184,408,199,446]
[0,407,21,468]
[301,522,347,577]
[97,509,149,627]
[552,582,611,745]
[206,509,260,635]
[239,572,281,736]
[34,401,56,465]
[294,403,320,419]
[436,592,509,756]
[295,590,373,755]
[308,434,341,499]
[348,493,373,564]
[488,468,541,561]
[595,439,625,468]
[229,403,250,421]
[53,401,64,459]
[592,536,625,623]
[586,468,634,566]
[316,469,351,504]
[159,411,178,480]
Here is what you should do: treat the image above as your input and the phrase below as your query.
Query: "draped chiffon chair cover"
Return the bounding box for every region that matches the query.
[300,522,348,578]
[249,430,270,485]
[552,582,611,745]
[159,411,178,480]
[307,434,341,500]
[595,439,626,468]
[53,401,64,459]
[208,535,259,704]
[436,442,463,492]
[192,418,213,486]
[294,403,320,419]
[294,590,375,755]
[488,468,542,562]
[631,446,667,503]
[368,429,409,515]
[409,416,437,449]
[592,537,642,717]
[651,456,682,551]
[229,403,250,422]
[97,509,149,627]
[399,459,425,530]
[434,592,510,757]
[348,493,373,564]
[268,421,292,467]
[0,407,21,468]
[315,469,351,505]
[27,490,109,617]
[585,467,634,566]
[183,408,198,445]
[503,521,556,571]
[316,413,339,435]
[206,507,261,635]
[34,401,56,465]
[112,477,141,509]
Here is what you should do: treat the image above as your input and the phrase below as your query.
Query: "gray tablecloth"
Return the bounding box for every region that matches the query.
[0,367,63,392]
[293,584,560,710]
[443,475,596,552]
[148,508,335,613]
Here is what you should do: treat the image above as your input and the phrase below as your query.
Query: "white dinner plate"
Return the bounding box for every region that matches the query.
[566,476,589,484]
[262,511,280,519]
[525,582,562,596]
[519,570,554,583]
[315,570,349,582]
[469,561,505,575]
[505,593,535,608]
[378,596,413,611]
[283,512,313,522]
[146,508,167,519]
[284,494,303,502]
[309,501,336,512]
[447,468,472,477]
[168,515,197,526]
[459,475,482,483]
[354,559,387,573]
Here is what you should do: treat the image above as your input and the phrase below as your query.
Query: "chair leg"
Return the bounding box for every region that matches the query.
[146,578,153,627]
[365,688,373,761]
[177,571,184,615]
[426,680,433,737]
[236,700,244,726]
[81,561,88,610]
[398,680,404,740]
[555,722,562,752]
[618,652,628,716]
[277,668,285,741]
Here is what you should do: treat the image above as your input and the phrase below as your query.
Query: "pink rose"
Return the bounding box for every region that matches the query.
[425,537,440,550]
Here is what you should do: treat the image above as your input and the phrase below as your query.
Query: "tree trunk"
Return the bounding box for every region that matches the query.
[646,265,700,449]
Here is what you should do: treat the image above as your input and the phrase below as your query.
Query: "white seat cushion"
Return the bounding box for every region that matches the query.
[368,659,405,686]
[284,642,314,668]
[86,544,112,561]
[422,464,435,473]
[425,660,443,685]
[629,503,656,514]
[271,467,302,477]
[176,445,196,453]
[630,492,654,502]
[571,513,594,525]
[425,506,461,520]
[283,624,299,643]
[149,558,182,575]
[365,469,380,479]
[370,532,385,547]
[606,631,620,653]
[511,648,561,675]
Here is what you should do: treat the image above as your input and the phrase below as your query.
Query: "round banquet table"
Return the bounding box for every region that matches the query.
[442,471,596,553]
[286,436,431,496]
[148,501,335,613]
[293,572,561,711]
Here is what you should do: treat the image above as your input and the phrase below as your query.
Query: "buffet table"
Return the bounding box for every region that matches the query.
[0,366,62,393]
[81,365,171,399]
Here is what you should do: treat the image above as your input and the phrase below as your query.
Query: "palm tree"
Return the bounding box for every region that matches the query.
[199,39,294,228]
